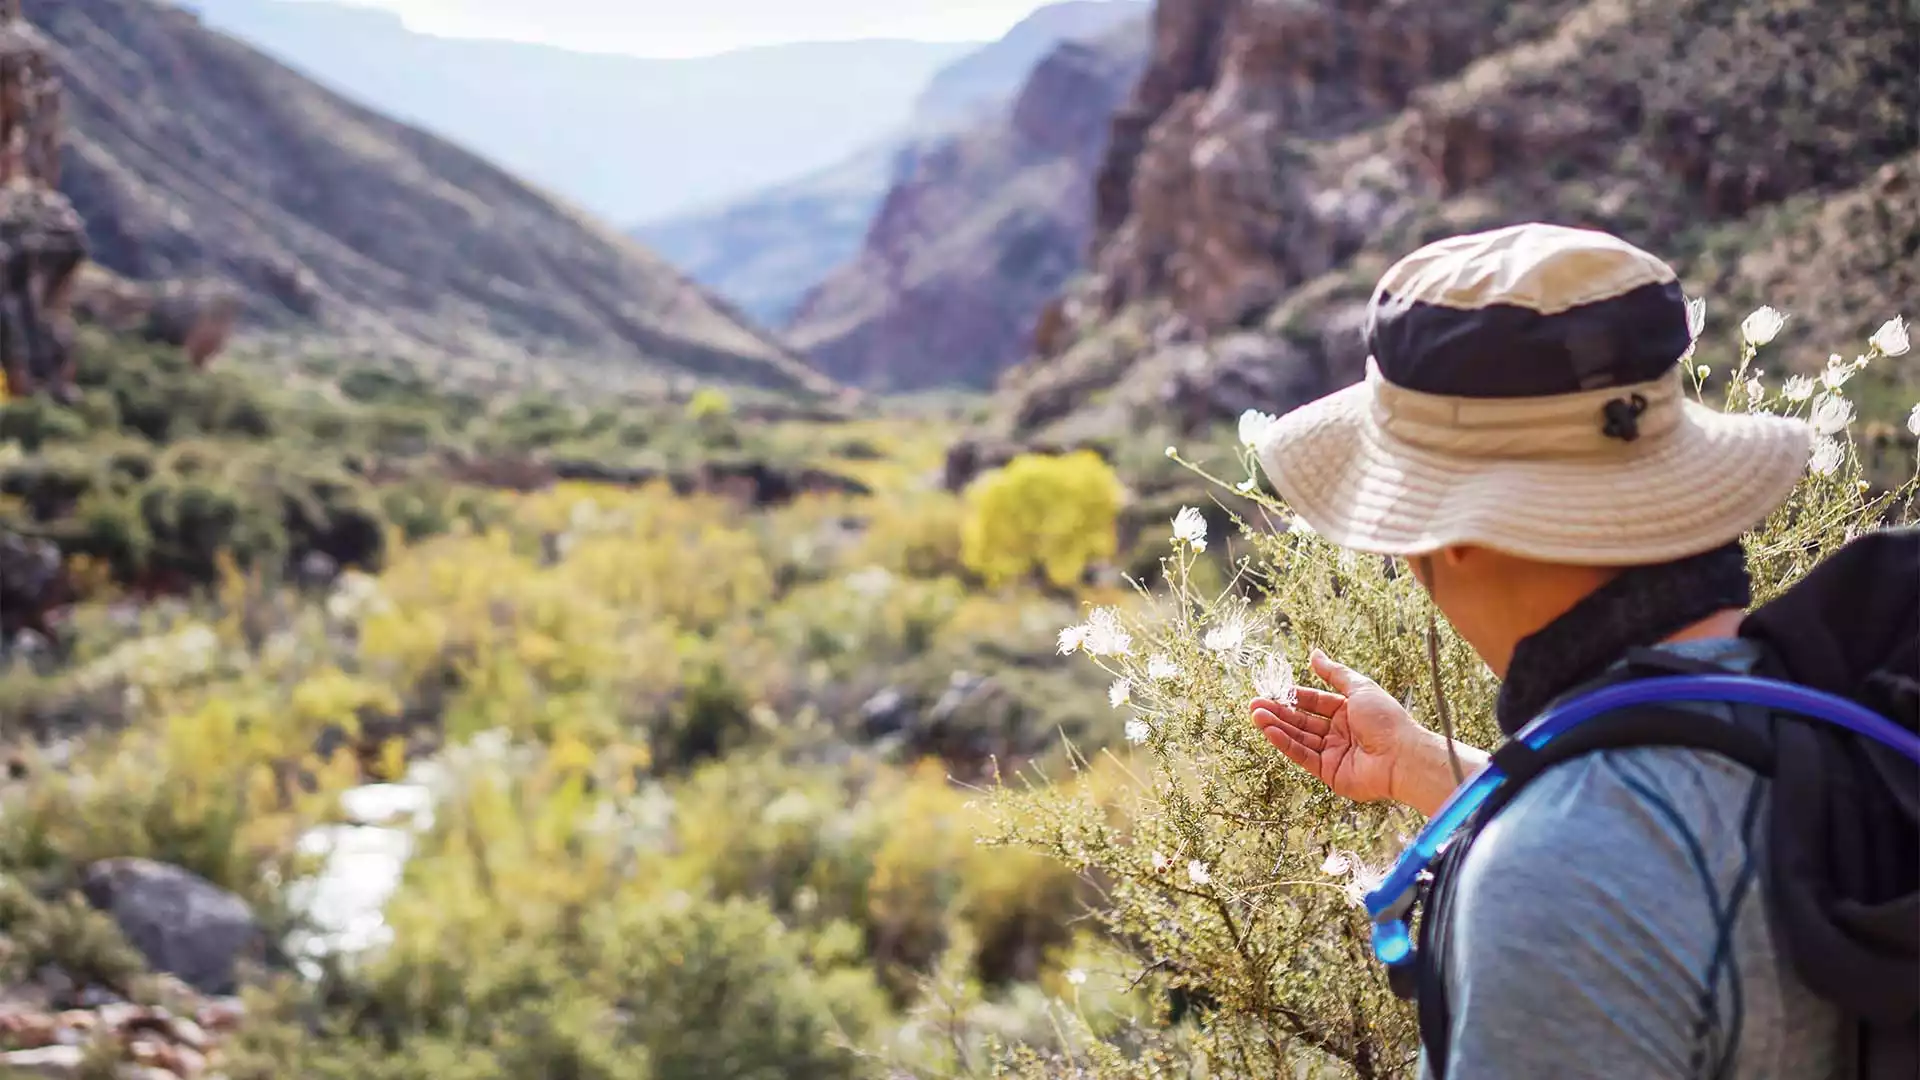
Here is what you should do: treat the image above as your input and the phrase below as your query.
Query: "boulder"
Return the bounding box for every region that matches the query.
[858,688,913,740]
[1156,332,1330,434]
[78,859,262,995]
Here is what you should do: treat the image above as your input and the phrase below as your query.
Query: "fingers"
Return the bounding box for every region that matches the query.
[1291,687,1346,718]
[1257,717,1323,775]
[1250,697,1330,736]
[1252,706,1325,751]
[1310,648,1378,695]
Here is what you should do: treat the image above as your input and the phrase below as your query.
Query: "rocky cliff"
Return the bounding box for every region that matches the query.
[32,0,834,397]
[636,0,1150,327]
[786,19,1150,392]
[988,0,1918,446]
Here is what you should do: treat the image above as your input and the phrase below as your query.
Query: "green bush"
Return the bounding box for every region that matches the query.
[0,877,146,995]
[230,897,883,1080]
[0,397,90,450]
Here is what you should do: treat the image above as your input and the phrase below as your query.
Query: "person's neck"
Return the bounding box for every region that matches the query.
[1663,607,1748,645]
[1492,544,1753,735]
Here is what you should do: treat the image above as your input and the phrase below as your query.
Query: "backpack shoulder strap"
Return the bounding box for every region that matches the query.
[1416,658,1777,1080]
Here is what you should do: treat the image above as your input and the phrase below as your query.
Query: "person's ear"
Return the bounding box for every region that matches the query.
[1438,545,1474,570]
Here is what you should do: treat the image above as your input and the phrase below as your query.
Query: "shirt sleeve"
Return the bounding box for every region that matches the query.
[1428,749,1763,1079]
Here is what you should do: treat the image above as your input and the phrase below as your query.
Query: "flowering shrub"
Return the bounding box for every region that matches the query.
[962,451,1125,590]
[982,310,1916,1077]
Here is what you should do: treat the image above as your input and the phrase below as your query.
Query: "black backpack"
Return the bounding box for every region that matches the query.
[1378,528,1920,1079]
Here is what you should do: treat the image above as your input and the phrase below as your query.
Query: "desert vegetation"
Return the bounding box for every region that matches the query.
[0,311,1909,1078]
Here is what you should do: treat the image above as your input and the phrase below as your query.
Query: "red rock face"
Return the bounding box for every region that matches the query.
[995,0,1918,442]
[1084,0,1509,333]
[786,21,1150,392]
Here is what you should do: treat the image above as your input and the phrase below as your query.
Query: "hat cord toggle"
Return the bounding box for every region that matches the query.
[1600,393,1649,441]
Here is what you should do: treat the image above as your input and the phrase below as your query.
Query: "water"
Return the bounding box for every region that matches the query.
[285,779,435,971]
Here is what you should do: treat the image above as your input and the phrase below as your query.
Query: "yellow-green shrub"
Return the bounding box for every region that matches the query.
[857,492,968,578]
[961,451,1124,590]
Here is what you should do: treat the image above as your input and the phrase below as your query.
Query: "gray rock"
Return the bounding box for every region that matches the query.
[859,688,913,739]
[930,672,996,727]
[79,859,262,995]
[1158,332,1328,433]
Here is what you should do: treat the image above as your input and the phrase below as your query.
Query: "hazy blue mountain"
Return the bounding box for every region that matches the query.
[42,0,833,394]
[633,0,1148,326]
[176,0,978,223]
[913,0,1150,127]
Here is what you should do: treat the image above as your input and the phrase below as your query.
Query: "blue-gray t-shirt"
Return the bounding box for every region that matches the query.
[1419,639,1844,1079]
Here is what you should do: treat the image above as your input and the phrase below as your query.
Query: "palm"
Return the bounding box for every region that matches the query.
[1251,651,1416,805]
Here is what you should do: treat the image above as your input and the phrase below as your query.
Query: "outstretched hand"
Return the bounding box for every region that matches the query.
[1250,649,1426,807]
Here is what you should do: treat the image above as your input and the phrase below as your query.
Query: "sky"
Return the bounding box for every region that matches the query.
[292,0,1072,58]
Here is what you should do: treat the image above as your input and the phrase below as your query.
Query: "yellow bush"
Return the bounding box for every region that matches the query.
[288,666,400,739]
[961,451,1124,590]
[686,387,732,423]
[858,492,967,578]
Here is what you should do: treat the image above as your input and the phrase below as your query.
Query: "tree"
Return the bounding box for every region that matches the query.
[961,451,1123,590]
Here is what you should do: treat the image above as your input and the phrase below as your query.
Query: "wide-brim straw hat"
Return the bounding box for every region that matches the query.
[1254,223,1813,567]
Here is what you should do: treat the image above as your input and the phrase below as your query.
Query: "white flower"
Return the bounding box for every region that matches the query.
[1745,377,1765,408]
[1907,404,1920,438]
[1339,859,1388,909]
[1236,478,1259,493]
[1252,652,1296,706]
[1783,375,1816,402]
[1187,860,1211,886]
[845,565,894,599]
[1202,610,1252,657]
[1695,364,1712,380]
[1164,445,1178,458]
[1172,506,1208,551]
[1809,438,1845,477]
[1741,306,1788,347]
[1821,354,1859,392]
[1319,849,1387,908]
[1057,624,1087,655]
[1109,678,1133,708]
[1870,316,1911,358]
[1082,608,1133,657]
[1151,851,1172,873]
[1065,968,1087,987]
[1147,654,1181,681]
[1680,296,1706,362]
[1125,717,1151,744]
[1238,409,1278,448]
[1810,393,1855,436]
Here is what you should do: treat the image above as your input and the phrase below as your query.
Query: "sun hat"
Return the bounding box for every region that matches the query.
[1253,222,1813,566]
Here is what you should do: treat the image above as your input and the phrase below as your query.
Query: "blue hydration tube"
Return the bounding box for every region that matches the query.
[1364,674,1920,970]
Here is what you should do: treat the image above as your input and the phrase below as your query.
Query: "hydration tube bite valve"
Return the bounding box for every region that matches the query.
[1361,675,1920,973]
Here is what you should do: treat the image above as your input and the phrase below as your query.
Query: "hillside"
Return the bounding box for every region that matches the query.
[980,0,1918,449]
[634,0,1149,326]
[912,0,1152,128]
[785,20,1151,392]
[177,0,976,225]
[37,0,834,396]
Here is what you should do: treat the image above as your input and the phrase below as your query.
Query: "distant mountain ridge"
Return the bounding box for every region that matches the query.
[634,0,1150,326]
[42,0,835,396]
[912,1,1152,128]
[786,20,1151,391]
[176,0,978,224]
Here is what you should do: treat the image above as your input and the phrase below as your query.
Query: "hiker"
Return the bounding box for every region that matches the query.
[1243,222,1917,1078]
